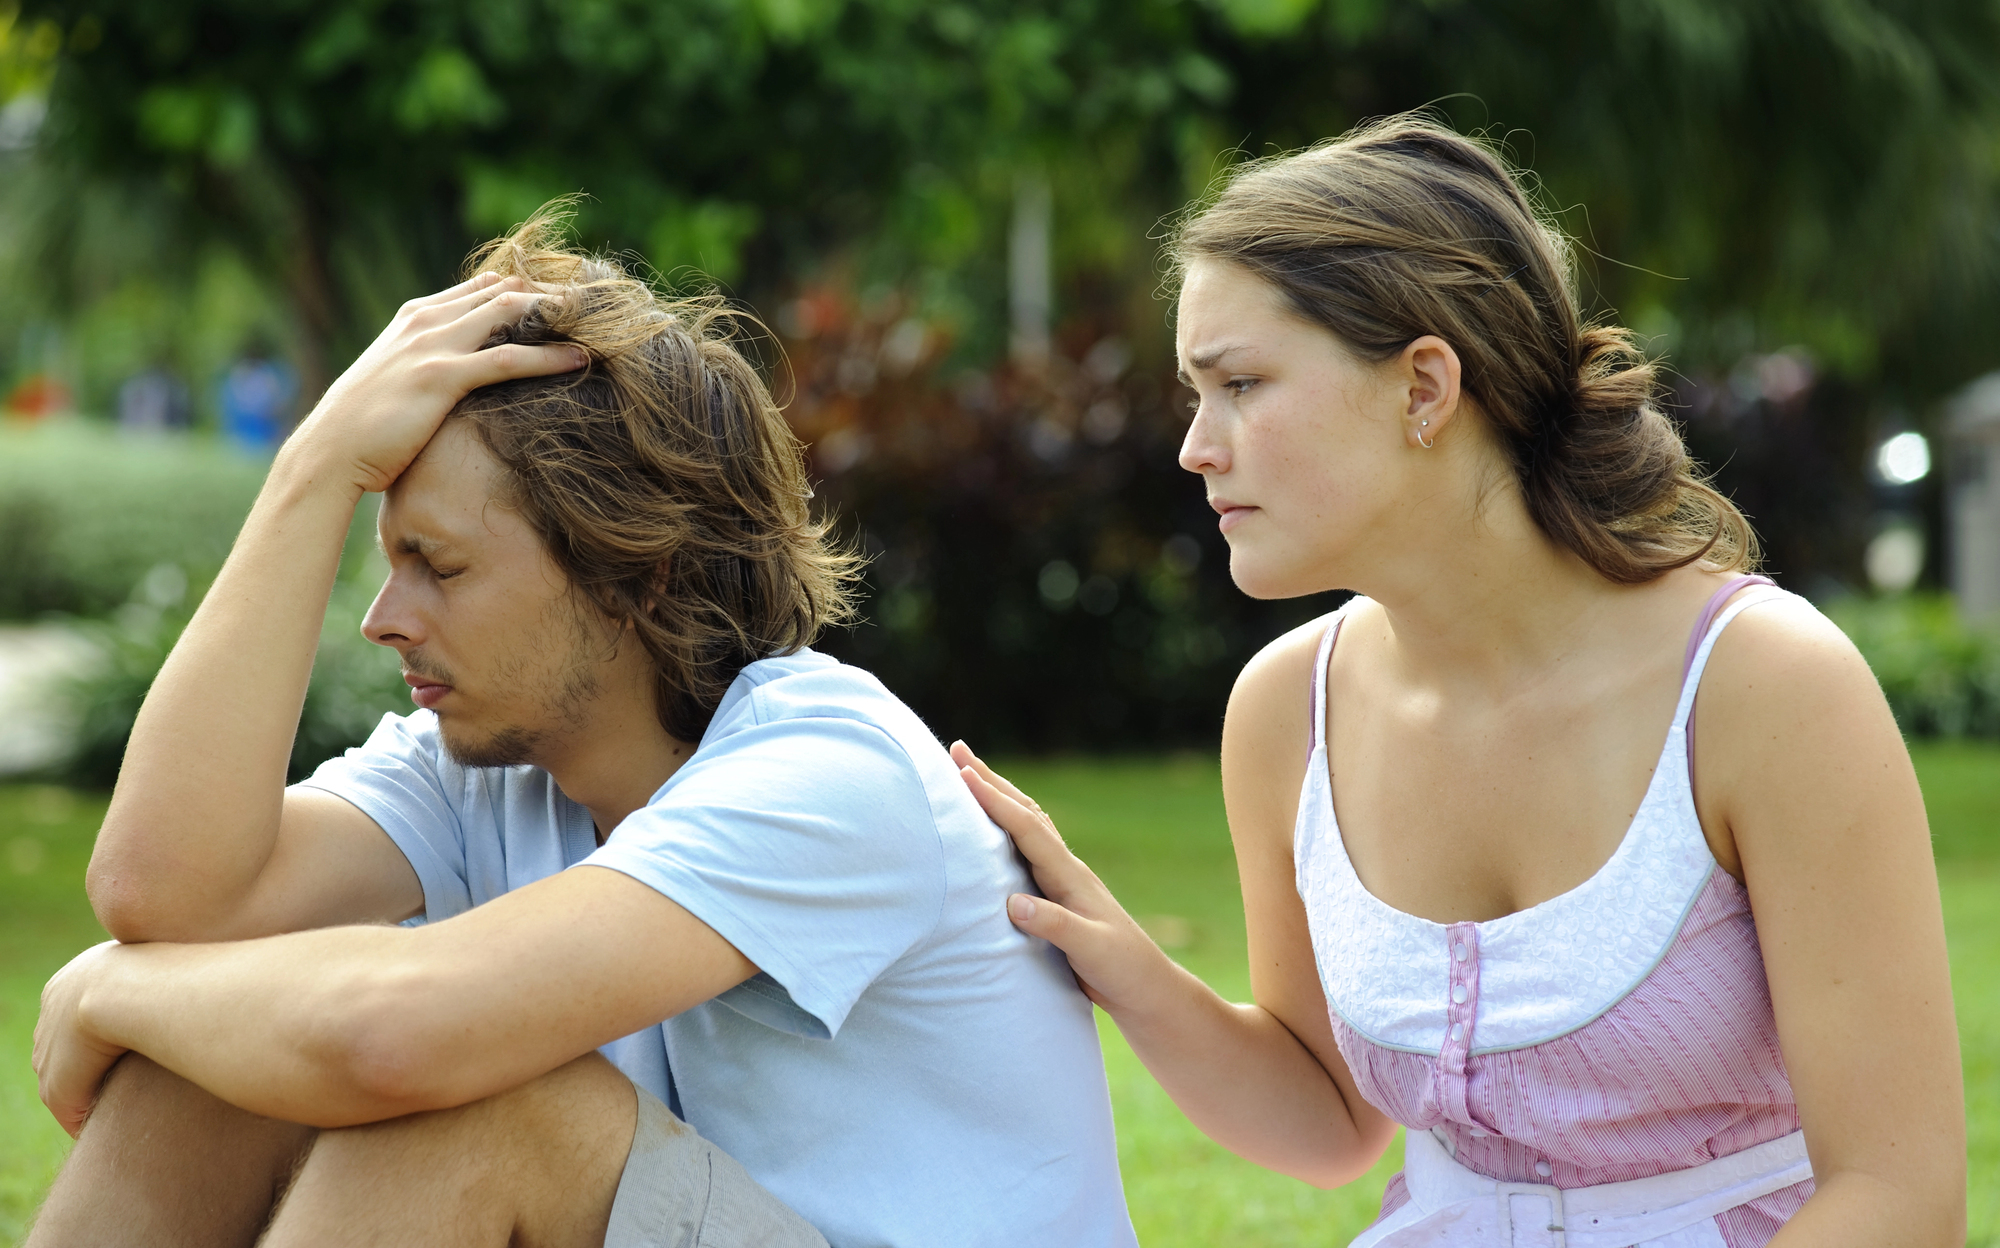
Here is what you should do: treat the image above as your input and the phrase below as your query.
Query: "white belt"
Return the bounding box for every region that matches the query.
[1349,1127,1812,1248]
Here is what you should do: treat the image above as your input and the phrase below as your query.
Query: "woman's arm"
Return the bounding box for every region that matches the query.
[953,619,1394,1187]
[1698,600,1966,1246]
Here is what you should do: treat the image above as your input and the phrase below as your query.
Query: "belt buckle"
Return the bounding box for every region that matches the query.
[1494,1180,1567,1248]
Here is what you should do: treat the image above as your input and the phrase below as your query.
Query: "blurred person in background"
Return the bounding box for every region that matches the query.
[956,114,1965,1247]
[27,216,1134,1248]
[116,363,191,434]
[217,337,297,452]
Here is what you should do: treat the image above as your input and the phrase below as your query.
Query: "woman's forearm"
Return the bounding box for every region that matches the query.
[1106,956,1385,1187]
[1767,1171,1966,1248]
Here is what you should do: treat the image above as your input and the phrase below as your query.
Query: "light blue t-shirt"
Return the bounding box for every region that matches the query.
[298,649,1135,1248]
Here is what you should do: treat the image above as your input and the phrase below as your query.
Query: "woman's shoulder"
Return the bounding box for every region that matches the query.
[1690,578,1907,855]
[1228,599,1360,724]
[1220,599,1362,807]
[1699,577,1864,693]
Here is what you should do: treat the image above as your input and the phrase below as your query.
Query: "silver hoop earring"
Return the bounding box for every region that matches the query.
[1418,420,1434,450]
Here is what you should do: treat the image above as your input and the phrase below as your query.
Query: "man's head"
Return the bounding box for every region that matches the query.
[363,210,859,767]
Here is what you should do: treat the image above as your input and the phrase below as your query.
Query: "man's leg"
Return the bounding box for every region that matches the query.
[25,1054,314,1248]
[260,1052,636,1248]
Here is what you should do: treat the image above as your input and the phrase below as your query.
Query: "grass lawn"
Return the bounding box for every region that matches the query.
[2,744,1996,1244]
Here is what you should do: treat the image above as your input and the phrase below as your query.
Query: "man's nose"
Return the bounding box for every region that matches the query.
[361,577,422,649]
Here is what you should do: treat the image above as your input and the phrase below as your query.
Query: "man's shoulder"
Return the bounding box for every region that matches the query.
[712,648,928,748]
[671,649,963,832]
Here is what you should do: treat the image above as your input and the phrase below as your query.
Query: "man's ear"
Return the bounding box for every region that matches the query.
[637,560,670,619]
[1399,334,1463,449]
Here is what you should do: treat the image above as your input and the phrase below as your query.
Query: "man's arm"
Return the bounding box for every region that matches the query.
[87,273,583,943]
[36,866,755,1135]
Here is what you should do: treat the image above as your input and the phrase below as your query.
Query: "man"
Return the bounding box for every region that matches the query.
[30,218,1135,1248]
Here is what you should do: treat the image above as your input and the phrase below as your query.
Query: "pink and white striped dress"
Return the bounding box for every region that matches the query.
[1296,580,1814,1246]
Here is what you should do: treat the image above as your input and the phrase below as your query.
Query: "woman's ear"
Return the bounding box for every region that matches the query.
[1400,335,1462,449]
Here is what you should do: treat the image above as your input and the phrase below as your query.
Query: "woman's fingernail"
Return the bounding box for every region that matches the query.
[1008,894,1036,922]
[570,348,588,368]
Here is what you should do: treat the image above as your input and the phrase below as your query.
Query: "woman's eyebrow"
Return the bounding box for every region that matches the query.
[1177,343,1249,386]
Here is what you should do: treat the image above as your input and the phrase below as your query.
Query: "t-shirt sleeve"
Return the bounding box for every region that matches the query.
[580,713,946,1040]
[291,711,472,922]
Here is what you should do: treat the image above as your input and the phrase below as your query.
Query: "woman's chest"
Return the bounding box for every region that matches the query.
[1325,678,1684,924]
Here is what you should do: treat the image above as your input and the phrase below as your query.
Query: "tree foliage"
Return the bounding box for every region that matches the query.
[5,0,2000,748]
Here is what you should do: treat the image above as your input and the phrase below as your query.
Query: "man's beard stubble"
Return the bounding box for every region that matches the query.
[423,605,610,770]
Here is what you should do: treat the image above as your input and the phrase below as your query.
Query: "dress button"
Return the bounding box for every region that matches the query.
[1452,984,1468,1004]
[1535,1160,1553,1178]
[1450,1022,1465,1043]
[1455,942,1469,962]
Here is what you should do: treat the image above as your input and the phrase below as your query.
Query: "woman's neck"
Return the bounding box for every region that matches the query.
[1349,478,1642,695]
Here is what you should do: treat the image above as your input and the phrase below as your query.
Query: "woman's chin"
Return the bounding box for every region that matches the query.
[1227,554,1340,602]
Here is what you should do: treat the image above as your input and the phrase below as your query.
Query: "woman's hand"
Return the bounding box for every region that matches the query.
[284,272,585,498]
[32,941,131,1139]
[950,742,1176,1015]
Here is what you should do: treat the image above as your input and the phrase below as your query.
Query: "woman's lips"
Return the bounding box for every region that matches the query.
[1212,500,1258,534]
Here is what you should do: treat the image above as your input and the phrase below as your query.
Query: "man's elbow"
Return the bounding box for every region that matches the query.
[86,861,175,944]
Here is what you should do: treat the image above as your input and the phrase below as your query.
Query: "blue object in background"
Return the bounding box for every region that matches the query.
[218,356,296,452]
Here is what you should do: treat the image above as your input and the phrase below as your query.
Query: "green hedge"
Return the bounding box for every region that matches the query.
[58,574,410,787]
[10,422,2000,791]
[1824,593,2000,740]
[0,425,269,620]
[0,423,408,784]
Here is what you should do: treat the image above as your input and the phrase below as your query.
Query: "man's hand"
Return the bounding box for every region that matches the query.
[32,942,131,1139]
[284,271,585,499]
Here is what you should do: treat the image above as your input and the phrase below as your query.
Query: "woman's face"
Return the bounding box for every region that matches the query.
[1175,259,1419,600]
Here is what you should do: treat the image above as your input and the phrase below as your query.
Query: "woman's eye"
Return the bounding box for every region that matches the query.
[1225,378,1258,397]
[429,565,464,581]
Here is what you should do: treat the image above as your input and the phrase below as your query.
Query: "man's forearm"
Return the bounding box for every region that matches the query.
[60,868,756,1132]
[88,455,362,941]
[80,926,426,1128]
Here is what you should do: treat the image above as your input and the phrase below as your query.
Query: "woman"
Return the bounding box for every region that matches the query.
[952,115,1965,1245]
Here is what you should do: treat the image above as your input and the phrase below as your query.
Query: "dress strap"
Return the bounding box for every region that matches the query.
[1305,608,1350,759]
[1681,575,1777,683]
[1675,575,1781,771]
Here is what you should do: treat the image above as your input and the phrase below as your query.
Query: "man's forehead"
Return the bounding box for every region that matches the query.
[379,424,508,549]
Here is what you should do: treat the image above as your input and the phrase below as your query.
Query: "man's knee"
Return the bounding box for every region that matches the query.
[27,1056,314,1248]
[85,1052,314,1158]
[311,1052,635,1164]
[268,1052,637,1244]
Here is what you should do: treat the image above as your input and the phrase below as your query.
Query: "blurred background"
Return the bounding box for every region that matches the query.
[1,1,1999,1243]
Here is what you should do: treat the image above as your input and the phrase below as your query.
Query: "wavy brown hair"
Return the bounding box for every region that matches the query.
[1172,114,1758,584]
[452,206,860,742]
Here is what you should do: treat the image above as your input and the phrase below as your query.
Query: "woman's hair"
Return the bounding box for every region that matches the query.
[1171,114,1757,583]
[452,205,860,742]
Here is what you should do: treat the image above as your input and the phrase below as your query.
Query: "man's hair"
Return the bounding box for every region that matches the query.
[453,205,861,742]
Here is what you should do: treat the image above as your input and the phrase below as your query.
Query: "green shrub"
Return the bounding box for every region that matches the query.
[58,570,410,788]
[0,424,270,620]
[1827,593,2000,739]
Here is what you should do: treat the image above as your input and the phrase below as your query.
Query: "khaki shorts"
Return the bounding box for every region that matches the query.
[605,1086,828,1248]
